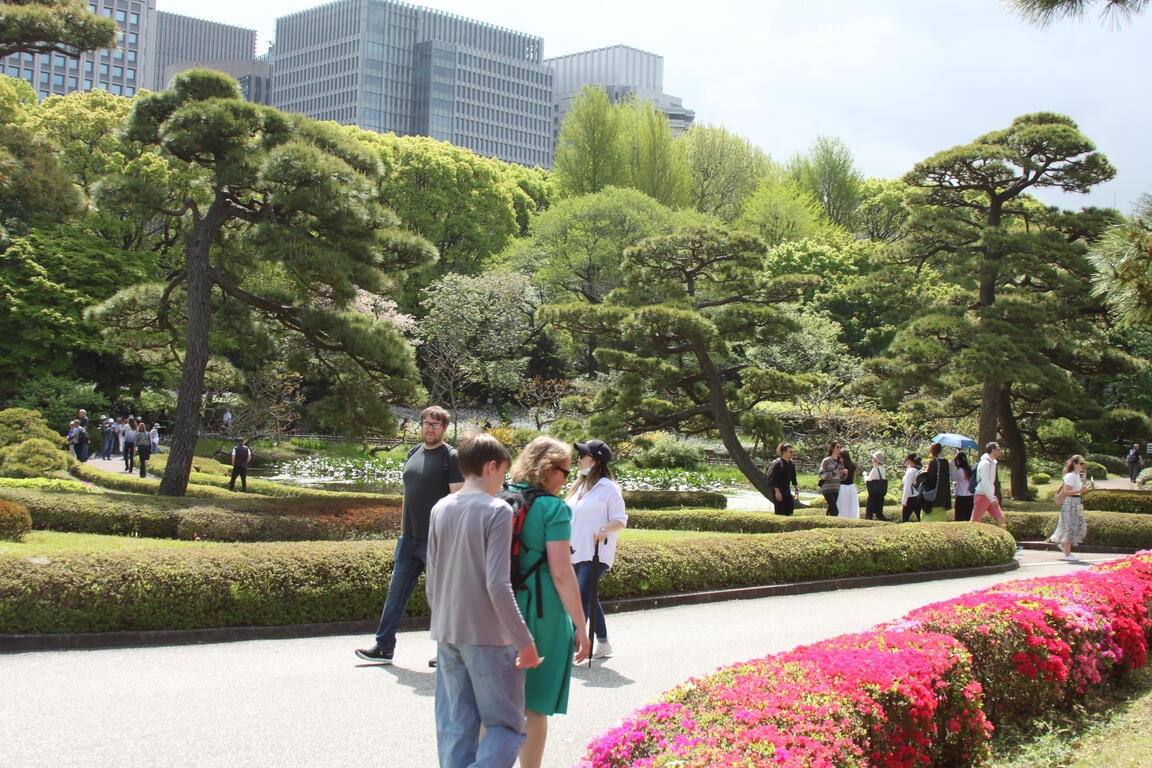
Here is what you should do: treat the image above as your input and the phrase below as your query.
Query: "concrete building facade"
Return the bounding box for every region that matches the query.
[546,44,695,143]
[151,11,257,92]
[3,0,157,100]
[272,0,554,167]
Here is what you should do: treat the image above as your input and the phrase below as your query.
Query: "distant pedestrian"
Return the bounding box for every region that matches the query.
[426,432,540,768]
[1050,454,1090,562]
[836,449,860,518]
[818,441,847,516]
[74,422,90,463]
[766,442,800,516]
[222,408,233,431]
[901,453,923,523]
[111,417,123,456]
[99,416,114,460]
[134,423,151,478]
[971,442,1006,527]
[920,442,951,518]
[76,409,88,429]
[66,420,79,457]
[150,423,160,455]
[1126,443,1143,485]
[229,437,251,492]
[864,451,888,521]
[567,439,627,660]
[951,452,975,522]
[122,417,136,472]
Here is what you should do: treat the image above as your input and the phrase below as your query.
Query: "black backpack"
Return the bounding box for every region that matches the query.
[497,485,551,619]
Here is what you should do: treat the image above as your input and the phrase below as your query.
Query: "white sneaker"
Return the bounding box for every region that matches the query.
[1061,554,1080,562]
[592,640,613,659]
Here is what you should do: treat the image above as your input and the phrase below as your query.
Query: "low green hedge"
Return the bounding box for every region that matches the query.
[621,490,727,509]
[0,487,403,541]
[0,524,1014,634]
[1005,510,1152,549]
[1082,489,1152,515]
[1085,453,1128,477]
[627,508,887,534]
[0,500,31,541]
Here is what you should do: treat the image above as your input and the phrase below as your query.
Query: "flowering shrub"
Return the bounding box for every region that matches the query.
[583,553,1152,767]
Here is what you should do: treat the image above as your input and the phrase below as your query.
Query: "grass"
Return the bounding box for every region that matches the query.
[0,530,207,557]
[990,668,1152,768]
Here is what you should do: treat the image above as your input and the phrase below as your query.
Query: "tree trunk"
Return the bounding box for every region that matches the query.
[159,196,230,496]
[978,378,1000,450]
[694,343,773,498]
[997,385,1030,500]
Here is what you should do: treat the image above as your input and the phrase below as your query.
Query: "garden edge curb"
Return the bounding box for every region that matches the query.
[0,560,1019,653]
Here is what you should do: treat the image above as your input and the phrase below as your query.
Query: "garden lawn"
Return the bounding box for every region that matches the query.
[0,530,207,556]
[1068,676,1152,768]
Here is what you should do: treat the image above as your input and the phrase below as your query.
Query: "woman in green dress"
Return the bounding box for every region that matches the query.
[509,436,591,768]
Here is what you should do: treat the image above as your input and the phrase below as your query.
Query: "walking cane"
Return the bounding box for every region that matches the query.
[586,539,600,668]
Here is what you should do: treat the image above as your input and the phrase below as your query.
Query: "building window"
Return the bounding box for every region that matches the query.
[130,12,139,25]
[85,79,93,89]
[68,76,77,88]
[112,66,122,78]
[53,73,64,86]
[99,63,109,76]
[127,51,136,63]
[126,86,135,97]
[126,68,134,81]
[115,10,126,22]
[110,84,122,95]
[84,61,93,73]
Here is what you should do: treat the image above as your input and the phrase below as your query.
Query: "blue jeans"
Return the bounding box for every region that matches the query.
[374,535,427,652]
[574,560,610,641]
[102,434,115,460]
[435,643,526,768]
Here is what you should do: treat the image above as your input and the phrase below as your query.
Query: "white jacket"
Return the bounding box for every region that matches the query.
[976,453,998,501]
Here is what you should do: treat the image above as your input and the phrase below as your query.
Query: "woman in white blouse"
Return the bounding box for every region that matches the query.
[567,439,627,659]
[1050,454,1090,562]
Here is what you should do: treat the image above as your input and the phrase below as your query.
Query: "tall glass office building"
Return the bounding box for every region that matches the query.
[273,0,554,168]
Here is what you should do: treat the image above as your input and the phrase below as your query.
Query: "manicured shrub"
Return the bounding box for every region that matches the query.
[175,505,401,542]
[621,490,727,509]
[0,478,99,493]
[1005,510,1152,549]
[1030,472,1052,485]
[0,499,32,541]
[0,408,61,449]
[581,553,1152,767]
[0,438,75,478]
[0,524,1015,635]
[1083,489,1152,515]
[632,438,705,470]
[0,487,183,537]
[1083,461,1108,480]
[627,508,885,533]
[1086,453,1128,476]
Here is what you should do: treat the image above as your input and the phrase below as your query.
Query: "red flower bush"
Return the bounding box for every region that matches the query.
[582,553,1152,767]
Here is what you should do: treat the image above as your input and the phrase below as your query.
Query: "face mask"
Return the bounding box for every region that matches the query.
[578,466,593,477]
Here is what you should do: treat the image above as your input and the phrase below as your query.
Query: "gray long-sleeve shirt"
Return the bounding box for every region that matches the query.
[426,491,534,649]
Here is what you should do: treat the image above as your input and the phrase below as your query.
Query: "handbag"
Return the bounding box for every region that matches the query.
[1054,486,1067,505]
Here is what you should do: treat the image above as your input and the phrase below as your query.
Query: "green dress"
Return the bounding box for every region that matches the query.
[512,483,575,716]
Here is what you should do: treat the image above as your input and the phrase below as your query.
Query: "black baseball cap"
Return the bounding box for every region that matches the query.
[574,439,612,462]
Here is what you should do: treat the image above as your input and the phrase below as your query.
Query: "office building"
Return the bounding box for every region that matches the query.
[3,0,157,100]
[546,44,695,142]
[273,0,554,168]
[150,11,257,92]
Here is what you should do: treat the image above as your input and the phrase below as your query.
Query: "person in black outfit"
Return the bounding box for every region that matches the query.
[952,452,975,522]
[818,441,846,516]
[229,437,251,492]
[920,442,951,518]
[864,450,889,521]
[1127,443,1143,485]
[766,442,800,516]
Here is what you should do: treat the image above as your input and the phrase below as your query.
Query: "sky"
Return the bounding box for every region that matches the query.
[157,0,1151,213]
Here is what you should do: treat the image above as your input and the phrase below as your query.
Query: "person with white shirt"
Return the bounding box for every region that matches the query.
[567,439,627,660]
[1050,455,1090,562]
[971,442,1006,527]
[900,453,923,523]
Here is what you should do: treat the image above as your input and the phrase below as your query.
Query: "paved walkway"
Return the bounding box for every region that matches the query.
[78,454,157,479]
[0,551,1116,768]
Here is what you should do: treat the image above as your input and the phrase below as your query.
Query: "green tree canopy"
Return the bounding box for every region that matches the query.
[737,176,835,247]
[786,136,863,229]
[542,227,819,496]
[553,85,625,198]
[618,98,690,208]
[108,70,437,495]
[680,123,774,223]
[1090,194,1152,327]
[0,0,118,58]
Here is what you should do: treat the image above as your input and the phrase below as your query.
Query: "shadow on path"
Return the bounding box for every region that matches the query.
[571,662,636,690]
[378,665,435,697]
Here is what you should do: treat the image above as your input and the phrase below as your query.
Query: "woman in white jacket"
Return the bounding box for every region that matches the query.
[567,439,627,659]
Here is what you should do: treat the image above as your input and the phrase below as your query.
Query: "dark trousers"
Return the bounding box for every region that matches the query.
[1130,464,1140,483]
[138,456,147,478]
[229,465,248,491]
[772,488,794,516]
[101,434,114,460]
[822,489,839,516]
[574,560,610,641]
[902,497,922,523]
[954,495,974,522]
[123,443,135,471]
[374,536,427,652]
[76,443,89,462]
[864,492,888,521]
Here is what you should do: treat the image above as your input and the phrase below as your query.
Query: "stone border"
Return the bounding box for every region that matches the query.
[1017,541,1143,555]
[0,560,1019,653]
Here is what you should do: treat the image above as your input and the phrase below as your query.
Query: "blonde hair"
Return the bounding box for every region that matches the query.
[510,436,571,490]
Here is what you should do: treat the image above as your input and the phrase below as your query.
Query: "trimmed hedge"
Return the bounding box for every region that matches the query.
[627,508,886,534]
[0,500,32,541]
[1086,453,1128,476]
[0,524,1015,634]
[1005,509,1152,549]
[1083,488,1152,515]
[621,490,727,509]
[0,487,403,541]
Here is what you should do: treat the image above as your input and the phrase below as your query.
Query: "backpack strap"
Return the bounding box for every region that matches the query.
[510,487,551,620]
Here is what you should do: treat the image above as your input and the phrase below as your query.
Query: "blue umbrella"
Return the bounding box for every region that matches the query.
[931,433,979,451]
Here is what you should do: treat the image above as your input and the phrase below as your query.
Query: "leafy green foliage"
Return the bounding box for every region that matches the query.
[737,176,834,247]
[786,135,864,228]
[627,508,887,533]
[1005,509,1152,548]
[553,85,626,197]
[1090,195,1152,328]
[0,408,61,448]
[680,123,774,223]
[0,0,118,58]
[0,438,73,478]
[4,376,110,436]
[0,499,31,541]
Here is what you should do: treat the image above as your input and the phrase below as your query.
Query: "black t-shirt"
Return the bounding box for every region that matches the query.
[402,443,463,540]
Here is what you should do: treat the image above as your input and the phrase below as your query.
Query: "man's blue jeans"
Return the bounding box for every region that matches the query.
[574,560,610,641]
[374,535,427,652]
[435,643,526,768]
[101,434,115,460]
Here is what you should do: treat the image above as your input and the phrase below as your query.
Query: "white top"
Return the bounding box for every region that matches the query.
[951,466,974,497]
[901,466,919,505]
[568,477,628,569]
[866,466,885,482]
[976,454,998,501]
[1063,472,1083,494]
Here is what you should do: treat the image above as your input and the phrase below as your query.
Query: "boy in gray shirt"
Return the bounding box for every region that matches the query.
[426,432,540,768]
